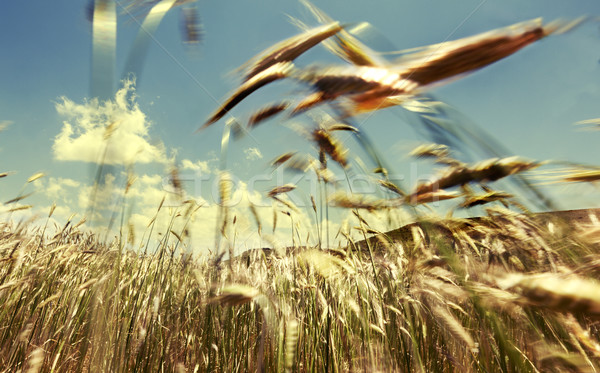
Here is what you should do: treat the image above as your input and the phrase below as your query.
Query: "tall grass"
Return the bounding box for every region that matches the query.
[1,199,600,371]
[2,2,600,372]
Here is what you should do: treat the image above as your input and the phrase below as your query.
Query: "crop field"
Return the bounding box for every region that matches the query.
[2,1,600,372]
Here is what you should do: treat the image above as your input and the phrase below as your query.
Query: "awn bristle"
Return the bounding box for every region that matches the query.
[575,118,600,130]
[312,128,348,168]
[271,196,300,213]
[407,189,460,205]
[294,65,419,115]
[377,179,406,197]
[27,172,45,183]
[410,143,450,160]
[396,18,579,87]
[248,102,290,128]
[297,0,384,66]
[169,166,183,198]
[267,184,296,198]
[415,156,539,195]
[209,284,260,306]
[4,193,34,205]
[285,319,299,372]
[180,6,203,44]
[562,169,600,183]
[203,62,294,127]
[271,152,297,168]
[218,171,232,205]
[249,203,263,236]
[431,304,478,354]
[241,22,343,82]
[283,154,316,173]
[460,190,512,208]
[329,191,398,211]
[25,347,44,373]
[499,273,600,316]
[327,123,359,132]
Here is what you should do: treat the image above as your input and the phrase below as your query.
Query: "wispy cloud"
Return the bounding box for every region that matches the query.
[45,177,81,201]
[244,147,263,161]
[29,158,354,252]
[181,159,212,174]
[53,80,167,165]
[0,120,12,132]
[0,120,13,152]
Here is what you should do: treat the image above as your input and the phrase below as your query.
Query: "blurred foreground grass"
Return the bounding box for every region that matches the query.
[1,205,600,372]
[3,2,600,371]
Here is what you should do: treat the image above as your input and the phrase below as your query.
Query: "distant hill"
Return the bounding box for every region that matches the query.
[354,208,600,253]
[228,208,600,264]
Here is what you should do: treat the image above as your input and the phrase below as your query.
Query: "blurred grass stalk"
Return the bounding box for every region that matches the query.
[88,0,199,228]
[3,2,600,372]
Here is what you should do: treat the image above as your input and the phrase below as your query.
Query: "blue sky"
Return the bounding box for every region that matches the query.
[2,0,600,253]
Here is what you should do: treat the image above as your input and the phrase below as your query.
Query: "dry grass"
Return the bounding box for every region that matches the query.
[3,204,600,372]
[2,2,599,372]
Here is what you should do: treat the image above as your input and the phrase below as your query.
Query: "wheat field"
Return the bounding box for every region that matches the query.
[2,1,600,372]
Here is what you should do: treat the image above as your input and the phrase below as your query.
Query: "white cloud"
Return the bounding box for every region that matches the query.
[45,177,81,200]
[181,159,211,174]
[122,176,326,253]
[244,147,263,161]
[31,166,357,254]
[53,80,167,165]
[0,120,12,132]
[138,174,163,186]
[76,173,123,211]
